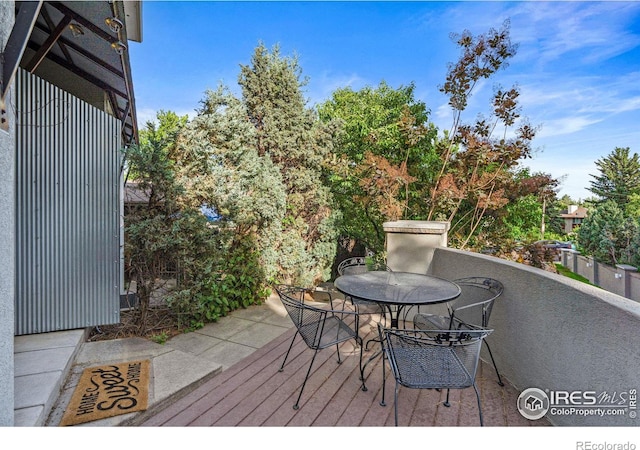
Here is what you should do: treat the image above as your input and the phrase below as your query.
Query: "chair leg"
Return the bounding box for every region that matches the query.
[293,348,320,410]
[365,336,381,351]
[394,383,400,426]
[354,306,362,348]
[279,331,299,372]
[473,383,484,426]
[380,351,387,406]
[484,340,504,386]
[358,337,367,392]
[444,388,451,407]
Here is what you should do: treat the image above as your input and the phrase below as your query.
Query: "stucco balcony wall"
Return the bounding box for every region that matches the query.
[429,246,640,426]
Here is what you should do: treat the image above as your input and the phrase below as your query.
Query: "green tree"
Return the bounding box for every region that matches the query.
[502,194,542,241]
[478,168,558,249]
[237,43,341,285]
[588,147,640,209]
[427,20,542,249]
[168,86,284,321]
[626,193,640,219]
[317,81,438,252]
[128,105,281,330]
[124,111,220,332]
[577,200,638,266]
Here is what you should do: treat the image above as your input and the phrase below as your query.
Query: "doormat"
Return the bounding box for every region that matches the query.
[60,359,150,426]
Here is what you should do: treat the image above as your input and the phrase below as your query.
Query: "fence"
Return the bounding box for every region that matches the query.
[560,249,640,302]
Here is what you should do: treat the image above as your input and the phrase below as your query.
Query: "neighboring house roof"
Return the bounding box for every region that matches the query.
[560,205,588,219]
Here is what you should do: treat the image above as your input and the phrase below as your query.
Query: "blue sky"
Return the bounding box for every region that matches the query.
[129,1,640,202]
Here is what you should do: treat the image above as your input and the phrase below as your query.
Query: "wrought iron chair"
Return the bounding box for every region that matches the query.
[378,324,492,426]
[337,256,391,333]
[413,276,504,387]
[273,284,365,409]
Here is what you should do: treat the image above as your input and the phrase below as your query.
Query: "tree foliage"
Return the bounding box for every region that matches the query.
[178,86,286,279]
[317,81,438,252]
[588,147,640,209]
[236,43,341,285]
[317,21,557,254]
[577,200,638,266]
[429,20,544,249]
[125,107,279,332]
[124,111,223,331]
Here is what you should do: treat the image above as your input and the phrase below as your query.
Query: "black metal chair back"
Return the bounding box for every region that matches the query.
[273,284,364,409]
[337,256,391,275]
[336,256,391,333]
[379,325,492,426]
[413,276,505,387]
[447,277,504,329]
[276,284,356,350]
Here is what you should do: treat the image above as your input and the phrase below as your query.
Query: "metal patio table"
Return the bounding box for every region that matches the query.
[334,271,461,328]
[334,271,461,390]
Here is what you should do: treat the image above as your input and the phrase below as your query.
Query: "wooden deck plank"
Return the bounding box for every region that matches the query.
[137,316,551,427]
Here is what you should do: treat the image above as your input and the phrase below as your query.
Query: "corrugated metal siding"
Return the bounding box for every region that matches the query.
[15,69,121,335]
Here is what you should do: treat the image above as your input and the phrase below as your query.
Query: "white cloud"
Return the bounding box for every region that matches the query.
[509,2,640,66]
[536,116,603,139]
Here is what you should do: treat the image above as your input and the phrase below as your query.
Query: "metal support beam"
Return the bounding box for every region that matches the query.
[40,6,74,64]
[25,40,128,99]
[24,14,72,73]
[33,22,125,79]
[1,0,43,99]
[111,0,138,144]
[49,2,118,44]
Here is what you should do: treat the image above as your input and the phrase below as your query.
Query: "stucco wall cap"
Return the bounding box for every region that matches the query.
[383,220,450,234]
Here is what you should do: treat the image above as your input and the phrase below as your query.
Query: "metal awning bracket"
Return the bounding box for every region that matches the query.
[1,1,43,100]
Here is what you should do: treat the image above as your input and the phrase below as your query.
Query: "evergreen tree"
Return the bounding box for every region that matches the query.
[178,86,287,283]
[124,111,222,331]
[577,200,638,266]
[588,147,640,208]
[238,43,341,285]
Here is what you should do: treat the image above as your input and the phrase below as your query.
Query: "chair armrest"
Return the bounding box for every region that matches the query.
[302,301,359,317]
[453,298,493,313]
[310,288,333,304]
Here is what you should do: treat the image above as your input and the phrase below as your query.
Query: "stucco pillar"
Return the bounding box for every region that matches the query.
[0,0,16,427]
[586,256,598,285]
[561,248,580,274]
[383,221,449,274]
[616,264,638,299]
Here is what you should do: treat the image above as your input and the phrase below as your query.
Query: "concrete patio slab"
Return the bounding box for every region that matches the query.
[196,316,257,340]
[199,340,258,370]
[14,329,84,352]
[165,331,223,355]
[14,347,76,377]
[228,322,291,348]
[14,372,60,410]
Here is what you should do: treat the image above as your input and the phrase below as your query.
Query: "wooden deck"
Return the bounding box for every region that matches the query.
[136,316,550,427]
